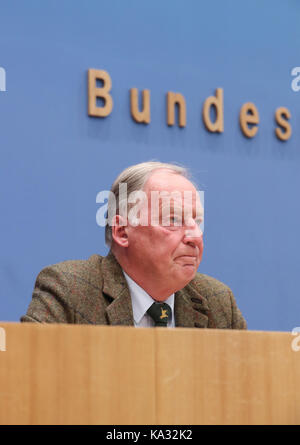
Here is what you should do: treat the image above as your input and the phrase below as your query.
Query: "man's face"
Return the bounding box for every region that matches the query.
[125,170,204,299]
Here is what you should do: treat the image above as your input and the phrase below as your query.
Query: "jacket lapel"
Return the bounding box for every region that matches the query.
[101,252,134,326]
[175,281,211,328]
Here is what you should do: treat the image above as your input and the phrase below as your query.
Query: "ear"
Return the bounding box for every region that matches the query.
[111,215,129,247]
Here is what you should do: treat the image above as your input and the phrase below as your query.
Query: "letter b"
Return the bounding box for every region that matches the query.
[88,69,113,117]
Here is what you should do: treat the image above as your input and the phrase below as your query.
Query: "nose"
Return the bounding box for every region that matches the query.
[183,219,203,248]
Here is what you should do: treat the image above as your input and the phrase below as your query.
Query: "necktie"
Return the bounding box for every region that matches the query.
[147,302,172,327]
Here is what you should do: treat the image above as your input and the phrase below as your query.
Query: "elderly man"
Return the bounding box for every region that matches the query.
[21,161,246,329]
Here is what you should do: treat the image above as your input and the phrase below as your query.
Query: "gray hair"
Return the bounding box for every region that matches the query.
[105,161,189,246]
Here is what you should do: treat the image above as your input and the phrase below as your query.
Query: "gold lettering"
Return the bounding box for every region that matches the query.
[275,107,291,141]
[167,92,186,127]
[130,88,150,124]
[88,69,113,117]
[202,88,224,133]
[240,102,259,138]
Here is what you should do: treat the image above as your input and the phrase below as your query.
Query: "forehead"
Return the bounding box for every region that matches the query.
[144,169,197,194]
[142,170,203,220]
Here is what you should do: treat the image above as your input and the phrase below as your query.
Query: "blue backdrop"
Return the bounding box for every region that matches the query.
[0,0,300,330]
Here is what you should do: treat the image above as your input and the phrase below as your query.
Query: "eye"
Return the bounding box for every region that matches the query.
[170,215,182,225]
[161,214,182,229]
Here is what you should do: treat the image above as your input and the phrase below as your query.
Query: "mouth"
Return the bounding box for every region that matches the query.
[174,255,198,265]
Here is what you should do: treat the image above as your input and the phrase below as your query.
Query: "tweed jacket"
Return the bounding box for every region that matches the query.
[20,252,247,329]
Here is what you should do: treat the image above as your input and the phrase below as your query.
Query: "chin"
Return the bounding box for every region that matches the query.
[182,262,197,272]
[183,266,197,280]
[175,267,197,289]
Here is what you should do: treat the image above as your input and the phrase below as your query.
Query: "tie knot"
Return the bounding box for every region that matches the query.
[147,302,172,327]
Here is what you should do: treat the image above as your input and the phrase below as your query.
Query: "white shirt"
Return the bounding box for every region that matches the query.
[123,271,175,328]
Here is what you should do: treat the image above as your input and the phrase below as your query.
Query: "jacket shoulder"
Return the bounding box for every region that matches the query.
[36,254,106,296]
[47,254,104,275]
[20,254,107,324]
[191,272,232,298]
[187,272,247,330]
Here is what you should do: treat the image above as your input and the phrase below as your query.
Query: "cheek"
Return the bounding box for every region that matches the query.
[199,239,204,255]
[134,228,183,257]
[163,234,184,256]
[196,245,204,265]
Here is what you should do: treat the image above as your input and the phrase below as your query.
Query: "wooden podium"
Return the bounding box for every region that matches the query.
[0,323,299,425]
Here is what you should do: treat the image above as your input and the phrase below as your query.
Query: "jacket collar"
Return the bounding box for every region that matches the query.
[101,251,211,328]
[102,251,135,326]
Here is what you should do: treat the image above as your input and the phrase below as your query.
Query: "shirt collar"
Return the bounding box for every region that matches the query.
[123,271,175,325]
